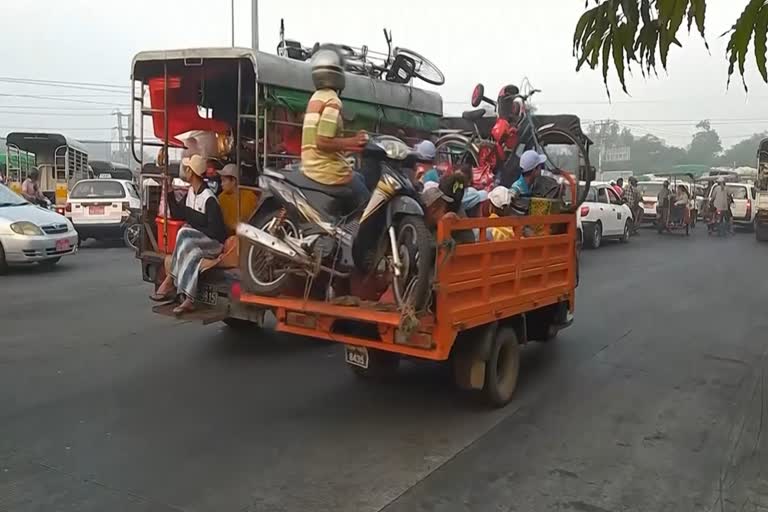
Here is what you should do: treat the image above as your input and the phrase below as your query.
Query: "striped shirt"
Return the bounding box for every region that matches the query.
[301,89,352,185]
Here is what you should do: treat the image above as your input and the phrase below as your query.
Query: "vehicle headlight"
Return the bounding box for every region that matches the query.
[10,221,44,236]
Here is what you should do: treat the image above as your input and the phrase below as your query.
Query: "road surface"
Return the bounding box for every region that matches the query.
[1,231,767,512]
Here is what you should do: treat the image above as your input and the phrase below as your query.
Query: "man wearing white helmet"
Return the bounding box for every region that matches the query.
[510,149,547,199]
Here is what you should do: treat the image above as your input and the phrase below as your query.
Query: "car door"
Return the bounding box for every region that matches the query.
[729,185,749,220]
[596,186,617,234]
[607,187,629,230]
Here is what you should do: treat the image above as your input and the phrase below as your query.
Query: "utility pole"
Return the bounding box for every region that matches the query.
[113,110,130,165]
[251,0,259,51]
[231,0,235,47]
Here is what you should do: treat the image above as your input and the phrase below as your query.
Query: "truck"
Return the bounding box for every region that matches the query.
[131,45,591,407]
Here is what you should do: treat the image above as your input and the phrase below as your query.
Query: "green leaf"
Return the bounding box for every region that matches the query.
[621,0,640,28]
[602,34,613,97]
[754,6,768,82]
[612,26,628,92]
[724,0,764,90]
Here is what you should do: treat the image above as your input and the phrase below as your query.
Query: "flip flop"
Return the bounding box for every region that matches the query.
[150,292,176,302]
[173,300,195,316]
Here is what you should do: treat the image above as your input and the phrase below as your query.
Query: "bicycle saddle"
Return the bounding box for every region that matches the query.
[462,109,487,122]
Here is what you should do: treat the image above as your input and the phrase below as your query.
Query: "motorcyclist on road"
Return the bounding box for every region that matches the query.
[21,169,49,206]
[301,45,370,210]
[710,177,733,233]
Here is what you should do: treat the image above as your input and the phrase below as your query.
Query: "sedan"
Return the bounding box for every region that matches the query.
[0,183,78,273]
[579,182,634,249]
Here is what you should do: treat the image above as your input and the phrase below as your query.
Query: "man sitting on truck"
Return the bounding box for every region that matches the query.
[217,164,259,235]
[150,155,227,315]
[21,169,49,206]
[510,150,546,199]
[301,45,369,210]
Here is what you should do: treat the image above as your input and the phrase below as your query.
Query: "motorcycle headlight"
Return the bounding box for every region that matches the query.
[10,221,44,236]
[374,137,411,161]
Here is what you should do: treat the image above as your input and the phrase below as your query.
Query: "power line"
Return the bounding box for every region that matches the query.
[0,93,128,106]
[0,76,128,90]
[0,110,114,117]
[0,125,113,131]
[0,105,119,111]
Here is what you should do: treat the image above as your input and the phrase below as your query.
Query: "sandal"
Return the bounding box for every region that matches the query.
[149,291,176,302]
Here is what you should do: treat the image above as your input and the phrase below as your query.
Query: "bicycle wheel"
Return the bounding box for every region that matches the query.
[435,134,480,171]
[394,48,445,85]
[536,127,592,211]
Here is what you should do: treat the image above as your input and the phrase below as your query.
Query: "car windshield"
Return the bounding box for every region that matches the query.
[0,184,28,207]
[638,183,665,197]
[70,181,126,199]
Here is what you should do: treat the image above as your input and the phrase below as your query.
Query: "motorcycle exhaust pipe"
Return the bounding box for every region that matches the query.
[236,223,315,268]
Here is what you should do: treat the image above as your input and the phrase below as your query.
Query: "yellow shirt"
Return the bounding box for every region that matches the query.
[300,89,353,185]
[488,213,515,241]
[219,189,259,234]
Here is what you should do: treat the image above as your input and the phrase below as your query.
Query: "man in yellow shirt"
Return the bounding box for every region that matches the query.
[217,164,259,235]
[301,45,369,209]
[486,186,515,240]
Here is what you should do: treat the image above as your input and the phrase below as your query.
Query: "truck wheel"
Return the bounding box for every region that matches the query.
[348,348,400,380]
[483,327,521,407]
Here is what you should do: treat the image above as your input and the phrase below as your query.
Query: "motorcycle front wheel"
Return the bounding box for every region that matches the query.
[390,215,434,312]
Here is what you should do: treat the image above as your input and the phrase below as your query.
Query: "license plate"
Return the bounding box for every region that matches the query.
[89,205,105,215]
[55,239,71,252]
[345,346,369,369]
[196,285,218,306]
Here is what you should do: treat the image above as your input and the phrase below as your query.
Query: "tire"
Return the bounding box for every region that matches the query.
[434,134,480,172]
[222,318,258,330]
[0,243,7,275]
[391,215,435,312]
[483,327,521,407]
[123,223,140,250]
[589,222,602,249]
[620,220,631,243]
[39,257,61,269]
[240,208,299,296]
[349,348,400,379]
[394,48,445,85]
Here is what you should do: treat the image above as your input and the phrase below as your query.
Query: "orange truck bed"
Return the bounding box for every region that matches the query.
[239,213,577,361]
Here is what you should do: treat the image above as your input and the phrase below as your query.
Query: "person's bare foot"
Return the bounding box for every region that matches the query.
[172,296,195,316]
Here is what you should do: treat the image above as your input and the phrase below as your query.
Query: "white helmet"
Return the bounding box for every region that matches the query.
[311,45,346,92]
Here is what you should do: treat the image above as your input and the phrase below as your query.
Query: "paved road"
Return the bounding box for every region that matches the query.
[1,231,767,512]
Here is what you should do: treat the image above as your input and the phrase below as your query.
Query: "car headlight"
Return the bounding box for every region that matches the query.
[10,221,44,236]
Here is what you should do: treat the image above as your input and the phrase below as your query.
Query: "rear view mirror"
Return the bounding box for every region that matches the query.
[471,84,485,108]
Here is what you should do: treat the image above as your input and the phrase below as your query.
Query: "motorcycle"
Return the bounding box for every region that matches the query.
[708,208,729,237]
[237,136,434,311]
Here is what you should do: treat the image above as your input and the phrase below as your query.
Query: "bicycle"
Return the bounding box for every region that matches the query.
[435,81,593,208]
[277,22,445,86]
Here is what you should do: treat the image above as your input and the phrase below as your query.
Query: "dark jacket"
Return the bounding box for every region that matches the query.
[168,184,227,243]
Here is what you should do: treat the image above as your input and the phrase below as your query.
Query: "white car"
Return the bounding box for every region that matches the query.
[0,183,79,273]
[708,182,757,229]
[636,180,668,224]
[65,179,141,245]
[578,182,634,249]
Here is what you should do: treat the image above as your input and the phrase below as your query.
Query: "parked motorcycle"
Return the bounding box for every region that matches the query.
[237,136,434,311]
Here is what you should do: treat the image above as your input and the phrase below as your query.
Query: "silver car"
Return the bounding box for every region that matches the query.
[0,184,79,273]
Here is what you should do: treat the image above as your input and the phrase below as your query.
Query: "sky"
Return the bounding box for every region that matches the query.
[0,0,766,151]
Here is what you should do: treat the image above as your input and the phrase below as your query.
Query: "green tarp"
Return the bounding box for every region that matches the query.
[264,86,440,133]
